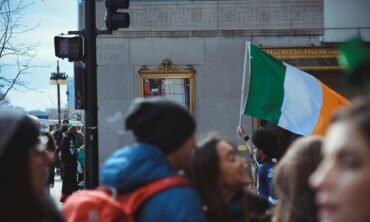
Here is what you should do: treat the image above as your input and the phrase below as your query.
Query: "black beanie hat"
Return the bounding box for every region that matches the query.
[0,109,40,180]
[0,109,39,158]
[252,129,278,159]
[125,97,196,154]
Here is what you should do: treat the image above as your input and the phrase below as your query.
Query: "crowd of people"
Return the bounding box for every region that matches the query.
[1,95,370,222]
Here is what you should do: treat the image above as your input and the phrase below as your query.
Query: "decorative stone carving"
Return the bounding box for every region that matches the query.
[95,0,323,36]
[262,47,340,70]
[139,58,195,73]
[263,47,337,59]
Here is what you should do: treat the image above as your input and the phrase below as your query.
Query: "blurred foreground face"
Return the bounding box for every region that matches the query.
[217,140,250,190]
[309,122,370,222]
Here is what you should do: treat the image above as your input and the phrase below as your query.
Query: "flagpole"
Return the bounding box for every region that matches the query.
[239,41,251,127]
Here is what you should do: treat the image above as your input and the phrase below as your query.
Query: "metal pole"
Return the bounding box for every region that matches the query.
[239,41,251,127]
[57,83,61,126]
[84,0,99,189]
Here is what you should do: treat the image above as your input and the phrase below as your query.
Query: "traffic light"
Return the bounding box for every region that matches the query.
[105,0,130,32]
[54,35,83,62]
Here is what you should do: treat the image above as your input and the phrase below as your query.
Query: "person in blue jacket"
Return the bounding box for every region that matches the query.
[100,97,208,222]
[252,129,279,205]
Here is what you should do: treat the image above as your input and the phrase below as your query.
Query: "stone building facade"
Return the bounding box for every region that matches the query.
[78,0,370,163]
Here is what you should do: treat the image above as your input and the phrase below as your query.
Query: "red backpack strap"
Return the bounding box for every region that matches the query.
[116,176,189,214]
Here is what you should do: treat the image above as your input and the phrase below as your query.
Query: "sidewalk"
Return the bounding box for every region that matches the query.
[50,174,63,208]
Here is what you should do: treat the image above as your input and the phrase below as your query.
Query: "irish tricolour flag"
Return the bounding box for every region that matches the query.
[243,44,349,136]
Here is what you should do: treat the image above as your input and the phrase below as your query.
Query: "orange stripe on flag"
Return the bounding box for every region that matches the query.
[311,82,350,135]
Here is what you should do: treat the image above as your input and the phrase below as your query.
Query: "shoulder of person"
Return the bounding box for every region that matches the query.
[150,185,201,204]
[144,186,203,211]
[137,186,207,222]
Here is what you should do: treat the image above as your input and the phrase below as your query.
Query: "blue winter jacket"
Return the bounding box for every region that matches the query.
[100,143,208,222]
[257,160,277,205]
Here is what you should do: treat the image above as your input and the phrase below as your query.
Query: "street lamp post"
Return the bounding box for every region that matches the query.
[50,61,68,126]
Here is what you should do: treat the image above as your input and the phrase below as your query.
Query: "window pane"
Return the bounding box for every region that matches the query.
[143,78,189,110]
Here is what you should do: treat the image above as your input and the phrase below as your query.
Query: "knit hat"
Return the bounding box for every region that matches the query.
[252,129,278,159]
[0,108,39,159]
[338,37,370,90]
[338,37,370,74]
[125,97,196,154]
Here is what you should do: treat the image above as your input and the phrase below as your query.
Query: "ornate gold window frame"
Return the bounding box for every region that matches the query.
[139,58,195,114]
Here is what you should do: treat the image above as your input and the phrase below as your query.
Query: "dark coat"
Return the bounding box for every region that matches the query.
[46,159,55,185]
[61,133,78,195]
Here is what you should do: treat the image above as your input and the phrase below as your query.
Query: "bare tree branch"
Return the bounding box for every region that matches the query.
[0,58,22,101]
[0,0,39,102]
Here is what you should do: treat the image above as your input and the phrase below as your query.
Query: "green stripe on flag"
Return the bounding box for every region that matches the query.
[243,45,286,124]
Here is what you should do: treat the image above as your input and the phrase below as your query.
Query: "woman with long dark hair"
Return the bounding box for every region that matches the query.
[187,136,271,222]
[0,109,64,222]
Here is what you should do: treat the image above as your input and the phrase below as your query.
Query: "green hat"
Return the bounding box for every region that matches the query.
[338,37,370,72]
[67,123,74,129]
[337,37,370,88]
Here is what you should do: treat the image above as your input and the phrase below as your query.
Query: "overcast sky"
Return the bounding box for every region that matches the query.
[4,0,79,111]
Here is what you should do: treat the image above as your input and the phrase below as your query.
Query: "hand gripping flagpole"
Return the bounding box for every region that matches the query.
[239,41,251,127]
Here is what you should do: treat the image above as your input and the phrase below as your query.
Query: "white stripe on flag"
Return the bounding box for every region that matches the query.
[279,64,323,135]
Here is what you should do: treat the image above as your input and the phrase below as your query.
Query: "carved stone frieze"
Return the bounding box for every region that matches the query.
[218,1,323,30]
[95,0,323,36]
